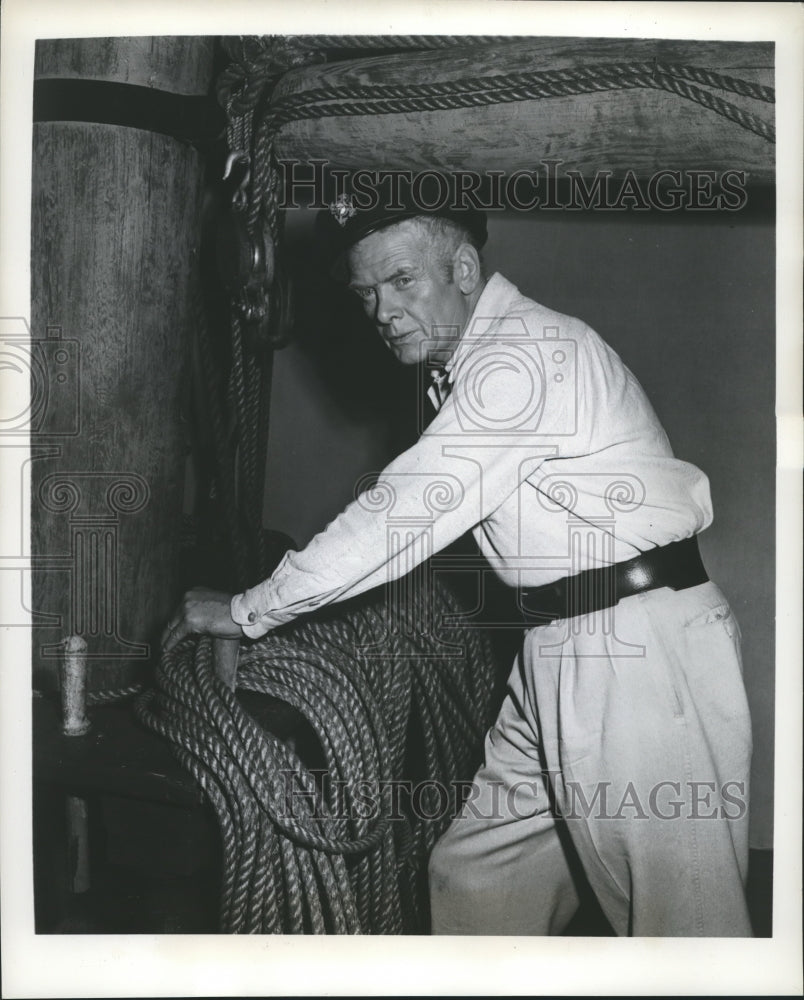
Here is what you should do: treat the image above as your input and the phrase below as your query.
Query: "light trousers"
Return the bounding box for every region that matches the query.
[429,582,753,936]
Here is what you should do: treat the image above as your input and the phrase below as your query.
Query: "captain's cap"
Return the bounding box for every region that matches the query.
[315,174,488,271]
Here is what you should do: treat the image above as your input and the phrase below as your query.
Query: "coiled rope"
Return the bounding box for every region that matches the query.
[136,576,498,933]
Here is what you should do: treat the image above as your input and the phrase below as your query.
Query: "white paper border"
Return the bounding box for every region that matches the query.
[2,2,801,996]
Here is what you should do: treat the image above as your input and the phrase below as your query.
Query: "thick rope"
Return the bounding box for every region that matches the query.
[265,62,774,142]
[193,271,250,588]
[217,36,513,116]
[268,61,774,112]
[291,35,516,52]
[232,56,774,331]
[136,574,498,933]
[86,683,144,705]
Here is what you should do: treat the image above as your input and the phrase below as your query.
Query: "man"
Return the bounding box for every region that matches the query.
[163,191,753,936]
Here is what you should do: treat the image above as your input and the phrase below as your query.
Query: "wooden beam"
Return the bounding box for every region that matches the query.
[270,37,774,182]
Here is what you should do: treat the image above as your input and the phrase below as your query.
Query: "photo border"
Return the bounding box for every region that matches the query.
[1,2,801,996]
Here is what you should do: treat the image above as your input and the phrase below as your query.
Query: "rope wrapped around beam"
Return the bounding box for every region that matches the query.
[220,39,776,257]
[135,575,499,933]
[264,62,774,141]
[210,38,774,589]
[238,46,775,322]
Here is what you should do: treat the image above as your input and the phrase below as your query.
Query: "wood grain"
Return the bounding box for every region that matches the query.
[271,37,774,181]
[30,37,214,693]
[31,122,205,691]
[34,36,216,95]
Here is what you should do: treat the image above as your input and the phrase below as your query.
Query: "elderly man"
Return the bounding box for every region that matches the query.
[163,193,753,937]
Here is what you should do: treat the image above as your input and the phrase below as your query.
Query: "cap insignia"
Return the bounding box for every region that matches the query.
[329,193,356,227]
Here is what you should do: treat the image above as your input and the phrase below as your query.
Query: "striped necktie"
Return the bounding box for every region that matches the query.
[427,367,451,412]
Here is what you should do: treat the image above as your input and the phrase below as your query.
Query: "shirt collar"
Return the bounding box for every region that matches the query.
[441,272,522,383]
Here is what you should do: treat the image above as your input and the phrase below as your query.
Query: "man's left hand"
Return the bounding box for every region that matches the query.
[161,588,243,652]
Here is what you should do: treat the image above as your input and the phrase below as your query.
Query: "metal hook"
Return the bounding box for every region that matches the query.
[223,150,249,182]
[223,151,251,211]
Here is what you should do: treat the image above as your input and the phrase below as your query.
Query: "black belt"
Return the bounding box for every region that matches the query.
[518,536,709,627]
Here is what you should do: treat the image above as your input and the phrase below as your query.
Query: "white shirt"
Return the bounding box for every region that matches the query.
[231,273,712,639]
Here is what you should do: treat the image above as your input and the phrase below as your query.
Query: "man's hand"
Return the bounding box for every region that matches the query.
[161,587,243,652]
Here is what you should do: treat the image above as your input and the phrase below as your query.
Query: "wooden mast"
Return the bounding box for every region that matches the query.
[31,37,215,693]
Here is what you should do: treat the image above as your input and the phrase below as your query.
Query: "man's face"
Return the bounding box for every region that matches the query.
[346,221,472,365]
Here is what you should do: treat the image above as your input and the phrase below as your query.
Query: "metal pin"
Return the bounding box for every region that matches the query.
[60,635,91,737]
